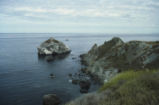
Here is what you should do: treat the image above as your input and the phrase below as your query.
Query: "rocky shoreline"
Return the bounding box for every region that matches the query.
[80,37,159,83]
[65,37,159,105]
[39,37,159,105]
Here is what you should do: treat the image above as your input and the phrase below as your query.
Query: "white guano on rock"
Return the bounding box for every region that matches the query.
[38,37,71,55]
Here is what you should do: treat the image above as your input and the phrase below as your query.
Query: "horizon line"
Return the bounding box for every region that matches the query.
[0,32,159,35]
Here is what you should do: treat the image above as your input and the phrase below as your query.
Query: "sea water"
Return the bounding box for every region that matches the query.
[0,33,158,105]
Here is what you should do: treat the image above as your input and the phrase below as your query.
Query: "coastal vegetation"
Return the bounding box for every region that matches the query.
[99,70,157,92]
[65,37,159,105]
[99,70,159,105]
[66,70,159,105]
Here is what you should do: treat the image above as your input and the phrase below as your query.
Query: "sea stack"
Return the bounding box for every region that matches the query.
[37,37,71,55]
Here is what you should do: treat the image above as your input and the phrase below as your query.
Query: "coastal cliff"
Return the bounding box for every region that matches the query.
[80,37,159,83]
[66,37,159,105]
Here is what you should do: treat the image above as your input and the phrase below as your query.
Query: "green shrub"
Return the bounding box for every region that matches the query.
[99,70,159,105]
[100,70,146,92]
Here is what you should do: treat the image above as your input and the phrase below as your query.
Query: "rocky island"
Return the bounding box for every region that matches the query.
[65,37,159,105]
[38,37,71,55]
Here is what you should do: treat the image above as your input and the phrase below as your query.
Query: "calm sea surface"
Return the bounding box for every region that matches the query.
[0,33,159,105]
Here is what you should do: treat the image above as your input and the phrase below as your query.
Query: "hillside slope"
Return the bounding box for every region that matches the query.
[80,37,159,83]
[66,70,159,105]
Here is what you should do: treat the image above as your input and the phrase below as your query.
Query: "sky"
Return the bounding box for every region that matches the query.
[0,0,159,33]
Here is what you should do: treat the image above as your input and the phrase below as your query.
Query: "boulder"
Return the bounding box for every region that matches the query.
[68,71,92,93]
[79,81,91,93]
[38,37,71,55]
[43,94,61,105]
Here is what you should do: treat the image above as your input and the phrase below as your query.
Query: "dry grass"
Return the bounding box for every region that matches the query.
[99,70,159,105]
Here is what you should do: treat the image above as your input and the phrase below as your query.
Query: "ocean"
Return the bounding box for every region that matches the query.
[0,33,159,105]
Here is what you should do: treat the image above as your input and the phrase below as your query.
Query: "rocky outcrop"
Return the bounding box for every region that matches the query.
[43,94,61,105]
[68,71,91,93]
[80,37,159,83]
[38,37,71,55]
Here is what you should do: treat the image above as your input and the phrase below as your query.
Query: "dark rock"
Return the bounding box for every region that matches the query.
[81,68,87,73]
[50,73,55,78]
[118,69,122,73]
[74,73,78,76]
[72,57,76,60]
[38,54,69,62]
[72,79,79,84]
[68,73,72,77]
[43,94,61,105]
[46,56,54,62]
[79,81,91,93]
[79,81,91,89]
[65,39,69,41]
[68,71,93,93]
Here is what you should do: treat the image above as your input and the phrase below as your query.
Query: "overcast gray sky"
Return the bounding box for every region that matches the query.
[0,0,159,33]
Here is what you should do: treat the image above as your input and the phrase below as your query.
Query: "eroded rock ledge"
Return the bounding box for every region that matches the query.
[80,37,159,83]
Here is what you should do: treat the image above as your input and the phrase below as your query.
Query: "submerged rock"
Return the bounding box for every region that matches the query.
[38,37,71,55]
[68,73,72,77]
[50,73,55,78]
[65,39,69,41]
[72,79,79,85]
[72,57,76,60]
[43,94,61,105]
[46,56,54,62]
[80,37,159,83]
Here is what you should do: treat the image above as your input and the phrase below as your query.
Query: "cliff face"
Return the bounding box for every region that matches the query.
[80,37,159,83]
